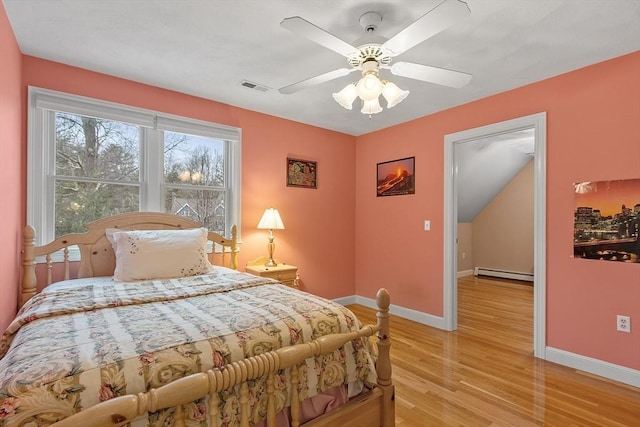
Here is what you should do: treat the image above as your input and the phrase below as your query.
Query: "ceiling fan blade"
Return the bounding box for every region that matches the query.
[382,0,470,57]
[281,16,357,57]
[279,68,356,94]
[390,61,471,88]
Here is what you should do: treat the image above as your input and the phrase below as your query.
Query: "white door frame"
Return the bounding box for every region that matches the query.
[443,112,547,358]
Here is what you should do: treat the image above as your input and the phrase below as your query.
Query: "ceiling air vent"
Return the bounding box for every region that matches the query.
[241,80,270,92]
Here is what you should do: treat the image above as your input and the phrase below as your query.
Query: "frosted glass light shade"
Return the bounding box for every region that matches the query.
[356,73,383,101]
[361,97,383,115]
[257,208,285,230]
[332,83,358,110]
[382,81,410,108]
[331,57,408,115]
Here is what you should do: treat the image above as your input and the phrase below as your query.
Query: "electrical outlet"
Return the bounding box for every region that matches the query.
[617,315,631,333]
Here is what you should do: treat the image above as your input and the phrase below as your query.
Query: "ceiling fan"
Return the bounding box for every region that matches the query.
[278,0,472,114]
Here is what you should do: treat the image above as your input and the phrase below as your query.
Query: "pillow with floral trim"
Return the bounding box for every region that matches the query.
[111,228,212,281]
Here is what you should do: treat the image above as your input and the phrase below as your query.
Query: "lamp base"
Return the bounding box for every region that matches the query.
[264,236,278,267]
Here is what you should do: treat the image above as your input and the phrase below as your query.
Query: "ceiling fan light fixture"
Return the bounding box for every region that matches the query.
[281,1,472,119]
[356,72,383,101]
[382,81,409,108]
[361,97,383,115]
[332,83,358,109]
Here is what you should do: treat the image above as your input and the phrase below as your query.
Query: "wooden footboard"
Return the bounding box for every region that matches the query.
[50,289,394,427]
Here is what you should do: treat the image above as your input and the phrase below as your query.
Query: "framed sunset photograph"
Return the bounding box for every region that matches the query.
[376,157,415,197]
[573,178,640,263]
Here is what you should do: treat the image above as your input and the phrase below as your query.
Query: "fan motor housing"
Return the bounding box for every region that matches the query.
[348,44,392,68]
[350,12,392,69]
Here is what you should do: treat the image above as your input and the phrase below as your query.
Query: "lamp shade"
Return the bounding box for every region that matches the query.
[361,97,383,115]
[332,83,358,110]
[356,73,383,101]
[257,208,285,230]
[382,81,410,108]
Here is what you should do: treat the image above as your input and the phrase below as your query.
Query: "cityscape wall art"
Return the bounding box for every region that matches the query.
[574,178,640,263]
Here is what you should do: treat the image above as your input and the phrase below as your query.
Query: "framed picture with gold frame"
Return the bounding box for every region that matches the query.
[287,158,317,189]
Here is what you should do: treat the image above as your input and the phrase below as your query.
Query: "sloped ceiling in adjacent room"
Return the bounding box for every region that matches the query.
[456,129,534,222]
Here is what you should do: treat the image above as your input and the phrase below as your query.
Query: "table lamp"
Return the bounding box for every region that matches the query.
[257,208,285,267]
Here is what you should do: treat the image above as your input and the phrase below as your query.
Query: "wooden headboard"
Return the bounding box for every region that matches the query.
[21,212,238,308]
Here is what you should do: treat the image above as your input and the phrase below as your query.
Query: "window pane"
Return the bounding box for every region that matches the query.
[164,132,225,187]
[55,181,139,237]
[55,112,140,181]
[165,187,225,234]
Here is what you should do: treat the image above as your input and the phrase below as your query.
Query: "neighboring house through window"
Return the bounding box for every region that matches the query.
[28,87,241,248]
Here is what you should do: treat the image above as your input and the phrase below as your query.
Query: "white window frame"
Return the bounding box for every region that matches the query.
[27,87,242,255]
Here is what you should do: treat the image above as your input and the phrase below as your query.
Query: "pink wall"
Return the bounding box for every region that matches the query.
[0,2,23,330]
[2,5,638,371]
[356,52,640,369]
[0,53,356,332]
[21,56,357,301]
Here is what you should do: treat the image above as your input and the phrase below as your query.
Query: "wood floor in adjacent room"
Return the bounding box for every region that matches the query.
[348,275,640,426]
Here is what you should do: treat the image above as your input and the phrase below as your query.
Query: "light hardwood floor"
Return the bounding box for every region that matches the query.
[348,275,640,426]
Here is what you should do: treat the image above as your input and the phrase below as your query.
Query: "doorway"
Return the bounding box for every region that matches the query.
[443,112,547,358]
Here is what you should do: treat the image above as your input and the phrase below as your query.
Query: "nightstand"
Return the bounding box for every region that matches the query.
[245,257,299,288]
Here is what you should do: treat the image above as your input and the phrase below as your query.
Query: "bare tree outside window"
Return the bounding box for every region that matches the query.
[164,132,226,234]
[54,116,228,237]
[55,113,140,236]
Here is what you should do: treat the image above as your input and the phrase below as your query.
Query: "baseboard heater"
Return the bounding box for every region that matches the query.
[474,267,534,282]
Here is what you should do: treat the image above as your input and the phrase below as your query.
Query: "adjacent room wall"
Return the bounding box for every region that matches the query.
[355,52,640,370]
[472,159,534,275]
[0,2,23,330]
[456,223,473,273]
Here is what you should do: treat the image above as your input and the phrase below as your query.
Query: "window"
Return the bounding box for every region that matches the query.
[28,87,241,247]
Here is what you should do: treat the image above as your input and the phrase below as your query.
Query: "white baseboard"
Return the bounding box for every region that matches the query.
[474,266,534,282]
[333,296,357,306]
[544,347,639,388]
[334,296,639,388]
[335,295,444,329]
[457,269,474,278]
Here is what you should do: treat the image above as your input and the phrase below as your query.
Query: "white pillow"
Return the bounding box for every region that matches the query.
[110,228,212,281]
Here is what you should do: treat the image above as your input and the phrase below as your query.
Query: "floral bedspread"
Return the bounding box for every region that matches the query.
[0,267,376,426]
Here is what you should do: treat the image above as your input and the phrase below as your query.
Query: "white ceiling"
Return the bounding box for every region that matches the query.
[3,0,638,221]
[4,0,639,137]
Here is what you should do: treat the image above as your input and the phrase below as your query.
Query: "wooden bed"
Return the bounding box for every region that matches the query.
[3,212,394,427]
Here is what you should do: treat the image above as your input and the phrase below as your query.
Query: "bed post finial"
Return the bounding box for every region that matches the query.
[375,288,391,385]
[21,225,38,308]
[376,288,390,311]
[375,287,395,426]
